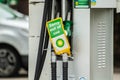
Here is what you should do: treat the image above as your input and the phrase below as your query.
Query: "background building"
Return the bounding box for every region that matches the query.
[0,0,28,15]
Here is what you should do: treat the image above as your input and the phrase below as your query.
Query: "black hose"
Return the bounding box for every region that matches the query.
[36,30,49,80]
[37,0,53,78]
[34,0,52,80]
[63,62,68,80]
[51,62,57,80]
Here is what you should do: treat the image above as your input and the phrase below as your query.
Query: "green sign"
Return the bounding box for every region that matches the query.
[74,0,89,8]
[47,18,64,38]
[46,18,71,55]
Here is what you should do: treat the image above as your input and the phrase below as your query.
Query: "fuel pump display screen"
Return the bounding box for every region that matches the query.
[74,0,89,8]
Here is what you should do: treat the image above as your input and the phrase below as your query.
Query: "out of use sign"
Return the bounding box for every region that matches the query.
[46,18,71,55]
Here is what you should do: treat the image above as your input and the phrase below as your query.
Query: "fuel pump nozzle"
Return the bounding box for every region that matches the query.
[63,21,73,37]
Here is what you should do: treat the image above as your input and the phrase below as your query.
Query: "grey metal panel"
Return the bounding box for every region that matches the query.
[117,0,120,13]
[29,37,40,80]
[90,9,113,80]
[29,2,51,80]
[91,0,116,8]
[29,37,51,80]
[29,3,44,36]
[73,9,90,80]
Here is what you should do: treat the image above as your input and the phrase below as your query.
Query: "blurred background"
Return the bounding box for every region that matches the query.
[0,0,119,80]
[0,0,28,80]
[0,0,28,15]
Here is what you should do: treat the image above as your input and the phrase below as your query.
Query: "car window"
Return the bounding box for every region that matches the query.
[0,6,14,18]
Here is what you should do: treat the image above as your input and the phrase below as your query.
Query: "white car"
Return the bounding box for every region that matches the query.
[0,3,28,77]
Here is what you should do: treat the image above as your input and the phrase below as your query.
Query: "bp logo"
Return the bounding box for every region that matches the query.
[56,38,64,47]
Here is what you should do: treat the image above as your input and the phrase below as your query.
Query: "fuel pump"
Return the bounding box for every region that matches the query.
[29,0,116,80]
[33,0,73,80]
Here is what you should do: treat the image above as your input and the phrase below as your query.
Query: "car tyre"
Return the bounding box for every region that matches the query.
[0,45,21,77]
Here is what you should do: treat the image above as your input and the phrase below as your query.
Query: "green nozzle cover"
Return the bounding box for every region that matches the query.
[63,21,73,37]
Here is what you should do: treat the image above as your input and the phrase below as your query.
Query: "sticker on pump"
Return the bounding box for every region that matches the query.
[74,0,89,8]
[46,18,71,55]
[91,0,96,6]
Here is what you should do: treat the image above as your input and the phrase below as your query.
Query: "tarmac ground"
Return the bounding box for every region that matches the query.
[0,68,119,80]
